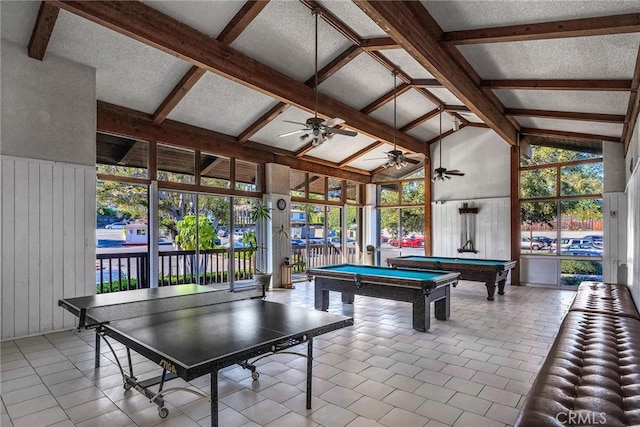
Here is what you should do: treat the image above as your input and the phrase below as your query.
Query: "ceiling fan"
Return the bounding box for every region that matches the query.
[278,10,357,146]
[366,71,425,169]
[432,107,465,182]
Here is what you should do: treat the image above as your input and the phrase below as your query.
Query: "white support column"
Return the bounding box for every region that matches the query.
[363,183,378,264]
[265,163,291,288]
[148,181,159,288]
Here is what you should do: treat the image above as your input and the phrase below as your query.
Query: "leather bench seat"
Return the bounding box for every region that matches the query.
[570,282,640,320]
[514,311,640,427]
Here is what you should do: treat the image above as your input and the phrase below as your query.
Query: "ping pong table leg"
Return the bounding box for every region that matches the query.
[95,332,101,368]
[211,368,219,427]
[306,337,313,409]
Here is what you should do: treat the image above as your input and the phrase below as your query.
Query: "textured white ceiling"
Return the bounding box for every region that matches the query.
[515,117,623,138]
[318,0,388,39]
[167,72,279,137]
[230,1,351,82]
[48,10,192,114]
[494,90,630,115]
[423,1,640,31]
[368,89,437,129]
[305,132,377,163]
[317,53,395,111]
[380,50,436,80]
[460,34,640,80]
[142,0,244,38]
[5,0,637,176]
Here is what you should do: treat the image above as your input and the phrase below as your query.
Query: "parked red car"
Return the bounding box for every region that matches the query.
[389,235,424,248]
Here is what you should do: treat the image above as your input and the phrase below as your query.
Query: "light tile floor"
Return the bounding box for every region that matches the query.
[1,280,575,427]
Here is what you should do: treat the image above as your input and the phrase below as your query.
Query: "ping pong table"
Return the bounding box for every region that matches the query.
[59,284,353,427]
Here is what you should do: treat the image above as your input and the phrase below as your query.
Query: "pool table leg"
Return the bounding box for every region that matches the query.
[497,280,506,295]
[485,282,496,301]
[433,285,450,321]
[341,293,354,304]
[314,283,330,311]
[412,295,429,332]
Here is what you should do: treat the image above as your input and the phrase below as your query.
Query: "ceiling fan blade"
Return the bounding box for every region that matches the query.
[325,127,357,137]
[323,117,345,127]
[445,171,465,176]
[404,153,426,160]
[278,129,306,138]
[363,157,389,161]
[283,120,310,127]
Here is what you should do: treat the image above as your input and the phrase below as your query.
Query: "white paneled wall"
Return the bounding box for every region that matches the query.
[1,156,96,339]
[628,167,639,305]
[603,192,628,283]
[431,198,511,260]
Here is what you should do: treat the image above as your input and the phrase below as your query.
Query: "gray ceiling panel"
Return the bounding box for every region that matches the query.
[494,90,630,115]
[459,34,640,80]
[48,10,192,114]
[167,72,279,137]
[515,117,624,138]
[318,54,396,111]
[143,1,244,37]
[423,1,640,31]
[230,1,352,82]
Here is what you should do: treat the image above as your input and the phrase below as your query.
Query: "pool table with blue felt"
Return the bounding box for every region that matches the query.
[307,264,460,332]
[387,256,517,301]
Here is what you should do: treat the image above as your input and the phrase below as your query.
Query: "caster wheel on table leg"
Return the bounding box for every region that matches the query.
[123,383,132,390]
[252,371,260,380]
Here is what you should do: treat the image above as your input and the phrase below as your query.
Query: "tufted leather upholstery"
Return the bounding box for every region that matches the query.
[515,283,640,427]
[570,282,640,320]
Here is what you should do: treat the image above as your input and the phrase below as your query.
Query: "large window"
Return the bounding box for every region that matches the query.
[519,145,603,286]
[96,135,263,293]
[377,176,427,265]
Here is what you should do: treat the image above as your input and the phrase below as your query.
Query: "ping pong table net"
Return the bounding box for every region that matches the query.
[79,287,262,328]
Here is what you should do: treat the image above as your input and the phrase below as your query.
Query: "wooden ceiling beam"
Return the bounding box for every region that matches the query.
[354,1,517,145]
[299,0,361,45]
[506,108,625,123]
[338,141,385,167]
[400,108,440,132]
[238,45,361,143]
[28,2,60,60]
[442,13,640,45]
[276,155,371,182]
[360,37,399,51]
[306,45,362,87]
[117,140,144,165]
[411,79,443,88]
[521,127,621,143]
[98,101,275,163]
[98,101,371,182]
[53,1,428,155]
[361,83,411,115]
[622,45,640,155]
[443,105,471,113]
[481,79,633,91]
[201,157,227,176]
[237,103,290,143]
[295,143,317,158]
[426,127,459,146]
[151,0,269,125]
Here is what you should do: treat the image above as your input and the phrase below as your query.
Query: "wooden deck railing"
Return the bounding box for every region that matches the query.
[96,243,361,293]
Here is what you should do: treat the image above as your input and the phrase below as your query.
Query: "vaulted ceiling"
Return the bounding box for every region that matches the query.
[3,1,639,184]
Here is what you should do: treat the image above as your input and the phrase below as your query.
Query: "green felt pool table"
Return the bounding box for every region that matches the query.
[307,264,460,332]
[386,256,517,301]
